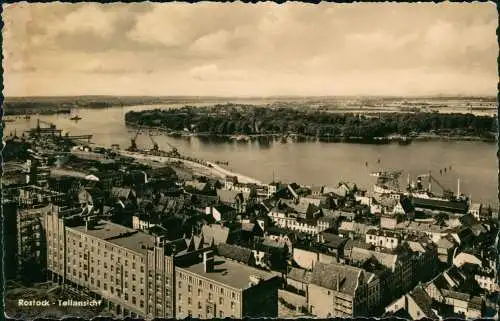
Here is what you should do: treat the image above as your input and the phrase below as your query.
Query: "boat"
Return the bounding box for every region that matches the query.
[69,109,82,121]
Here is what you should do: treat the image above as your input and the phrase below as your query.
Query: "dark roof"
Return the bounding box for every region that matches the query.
[217,243,253,264]
[459,214,477,227]
[320,232,347,249]
[266,226,293,236]
[412,198,468,214]
[399,197,415,213]
[212,204,237,216]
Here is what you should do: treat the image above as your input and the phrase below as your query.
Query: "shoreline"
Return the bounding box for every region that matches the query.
[125,122,497,144]
[116,150,262,185]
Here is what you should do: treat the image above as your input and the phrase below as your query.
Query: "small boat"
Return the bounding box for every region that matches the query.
[69,109,82,121]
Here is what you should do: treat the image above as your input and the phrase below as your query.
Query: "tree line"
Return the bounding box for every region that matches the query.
[125,105,497,140]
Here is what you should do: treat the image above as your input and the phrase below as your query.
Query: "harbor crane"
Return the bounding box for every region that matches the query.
[416,172,455,199]
[166,142,180,157]
[128,127,141,152]
[148,132,160,153]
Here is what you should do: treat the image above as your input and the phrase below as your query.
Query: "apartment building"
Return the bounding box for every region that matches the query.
[175,251,280,319]
[307,262,381,318]
[45,210,177,318]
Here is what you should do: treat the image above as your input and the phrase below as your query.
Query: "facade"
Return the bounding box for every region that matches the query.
[366,229,400,250]
[175,251,280,319]
[307,262,381,318]
[45,210,178,318]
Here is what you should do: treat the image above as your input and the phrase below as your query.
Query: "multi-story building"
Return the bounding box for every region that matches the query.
[307,262,381,318]
[45,210,179,318]
[175,251,280,319]
[366,229,400,250]
[17,204,52,281]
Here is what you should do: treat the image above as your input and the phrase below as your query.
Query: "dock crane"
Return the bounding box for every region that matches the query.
[128,127,141,152]
[166,142,179,157]
[416,172,455,199]
[148,132,160,154]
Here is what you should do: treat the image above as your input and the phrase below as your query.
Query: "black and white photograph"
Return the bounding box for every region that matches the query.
[1,2,499,320]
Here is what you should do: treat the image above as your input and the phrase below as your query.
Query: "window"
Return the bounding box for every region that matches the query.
[125,293,129,300]
[125,282,128,289]
[219,297,224,305]
[141,266,144,273]
[198,302,202,310]
[132,274,136,281]
[132,285,136,292]
[132,262,136,269]
[97,280,100,287]
[178,306,182,313]
[178,280,182,288]
[125,271,128,277]
[188,297,192,305]
[132,297,137,305]
[178,293,182,301]
[140,300,144,308]
[219,311,224,318]
[140,277,144,284]
[231,302,235,310]
[208,293,213,301]
[141,289,144,295]
[198,289,202,297]
[104,283,107,290]
[188,285,192,293]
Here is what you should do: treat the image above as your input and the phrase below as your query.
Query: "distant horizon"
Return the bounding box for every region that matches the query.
[3,94,498,99]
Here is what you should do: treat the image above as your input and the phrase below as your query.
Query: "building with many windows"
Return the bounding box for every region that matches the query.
[175,251,280,319]
[45,210,179,318]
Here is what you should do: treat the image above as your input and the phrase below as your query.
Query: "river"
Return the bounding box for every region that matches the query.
[5,103,499,207]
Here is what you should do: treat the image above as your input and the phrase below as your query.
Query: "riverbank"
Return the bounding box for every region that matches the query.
[117,150,263,185]
[125,122,497,144]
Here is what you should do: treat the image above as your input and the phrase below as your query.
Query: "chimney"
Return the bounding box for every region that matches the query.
[457,178,461,197]
[203,250,214,273]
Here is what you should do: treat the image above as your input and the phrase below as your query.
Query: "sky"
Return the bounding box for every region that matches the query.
[2,2,498,97]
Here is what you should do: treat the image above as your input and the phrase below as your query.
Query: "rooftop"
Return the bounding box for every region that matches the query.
[178,255,277,290]
[72,220,155,254]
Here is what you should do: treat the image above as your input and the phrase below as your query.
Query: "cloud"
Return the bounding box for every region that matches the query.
[2,2,497,97]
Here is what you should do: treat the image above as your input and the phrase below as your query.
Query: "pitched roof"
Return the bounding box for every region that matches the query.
[288,267,312,283]
[408,286,439,319]
[217,189,242,204]
[437,236,456,249]
[319,232,347,249]
[309,262,362,296]
[217,243,253,264]
[202,224,230,246]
